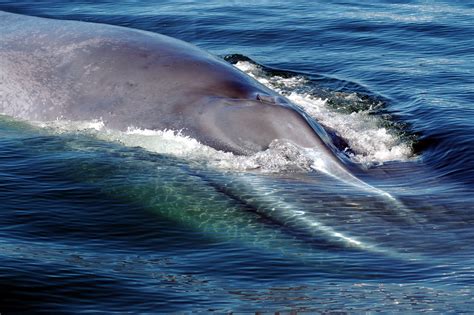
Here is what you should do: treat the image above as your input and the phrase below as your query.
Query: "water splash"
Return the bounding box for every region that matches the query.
[233,60,414,166]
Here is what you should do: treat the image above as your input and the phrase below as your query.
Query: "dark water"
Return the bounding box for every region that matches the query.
[1,0,473,312]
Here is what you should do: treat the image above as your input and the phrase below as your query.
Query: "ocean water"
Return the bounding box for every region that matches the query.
[0,0,473,312]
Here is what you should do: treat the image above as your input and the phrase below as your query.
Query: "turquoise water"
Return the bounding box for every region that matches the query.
[1,1,473,312]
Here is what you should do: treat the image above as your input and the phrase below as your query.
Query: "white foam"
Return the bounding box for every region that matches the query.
[117,128,316,172]
[36,119,314,173]
[287,92,412,165]
[234,61,413,165]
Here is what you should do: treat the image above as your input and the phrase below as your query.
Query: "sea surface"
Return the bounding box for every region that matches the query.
[0,0,473,312]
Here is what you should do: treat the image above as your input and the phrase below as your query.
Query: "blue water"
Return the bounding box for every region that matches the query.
[1,0,473,312]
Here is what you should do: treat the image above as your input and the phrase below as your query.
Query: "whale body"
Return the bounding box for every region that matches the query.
[0,11,419,255]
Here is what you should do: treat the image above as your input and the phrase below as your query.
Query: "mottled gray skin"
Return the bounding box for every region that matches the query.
[0,11,335,156]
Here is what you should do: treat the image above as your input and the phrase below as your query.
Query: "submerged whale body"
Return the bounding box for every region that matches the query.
[0,11,418,255]
[0,10,339,158]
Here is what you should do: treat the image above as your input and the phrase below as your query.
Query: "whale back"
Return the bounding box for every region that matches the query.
[0,11,338,158]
